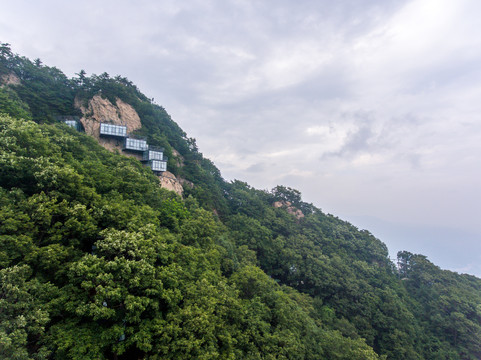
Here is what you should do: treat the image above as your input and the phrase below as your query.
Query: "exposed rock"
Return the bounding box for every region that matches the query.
[116,99,142,130]
[0,73,21,86]
[273,201,304,220]
[172,148,185,168]
[159,171,184,196]
[97,137,124,153]
[178,177,194,189]
[75,94,141,140]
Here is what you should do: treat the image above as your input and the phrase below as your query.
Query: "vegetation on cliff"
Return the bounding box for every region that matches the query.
[1,42,480,359]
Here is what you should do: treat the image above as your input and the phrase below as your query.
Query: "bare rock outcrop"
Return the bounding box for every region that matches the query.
[273,201,304,220]
[75,94,141,139]
[159,171,184,196]
[0,73,21,86]
[172,148,185,168]
[178,177,194,189]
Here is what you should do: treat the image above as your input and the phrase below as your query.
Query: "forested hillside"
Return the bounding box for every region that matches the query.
[1,42,480,360]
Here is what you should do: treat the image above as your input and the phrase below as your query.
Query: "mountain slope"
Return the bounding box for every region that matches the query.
[1,42,480,360]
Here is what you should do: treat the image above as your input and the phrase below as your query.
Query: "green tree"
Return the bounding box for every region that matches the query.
[0,265,52,360]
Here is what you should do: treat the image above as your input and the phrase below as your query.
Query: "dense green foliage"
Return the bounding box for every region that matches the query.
[397,252,481,358]
[1,43,480,359]
[0,116,380,359]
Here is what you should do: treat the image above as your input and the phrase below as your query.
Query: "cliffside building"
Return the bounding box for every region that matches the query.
[143,147,164,161]
[99,123,127,137]
[124,137,148,152]
[58,116,82,131]
[143,147,168,173]
[66,121,167,173]
[147,159,168,173]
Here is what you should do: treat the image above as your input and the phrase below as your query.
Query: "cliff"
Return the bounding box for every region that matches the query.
[75,94,184,196]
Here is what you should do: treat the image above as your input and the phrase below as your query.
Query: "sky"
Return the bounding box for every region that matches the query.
[1,0,481,277]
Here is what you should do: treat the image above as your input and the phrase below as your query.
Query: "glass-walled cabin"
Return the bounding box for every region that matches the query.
[64,119,81,131]
[57,116,82,131]
[148,159,167,172]
[99,123,127,137]
[143,148,164,161]
[124,137,148,152]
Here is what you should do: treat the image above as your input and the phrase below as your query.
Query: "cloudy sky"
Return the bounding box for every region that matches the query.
[2,0,481,276]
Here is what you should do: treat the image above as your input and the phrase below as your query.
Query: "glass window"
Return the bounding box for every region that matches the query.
[125,138,148,151]
[150,150,163,160]
[100,123,127,137]
[151,160,167,172]
[64,120,78,128]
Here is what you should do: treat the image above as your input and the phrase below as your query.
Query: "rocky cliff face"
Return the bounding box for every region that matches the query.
[75,94,143,159]
[75,94,141,138]
[159,171,184,195]
[273,201,304,219]
[172,148,185,168]
[0,73,21,86]
[75,94,185,196]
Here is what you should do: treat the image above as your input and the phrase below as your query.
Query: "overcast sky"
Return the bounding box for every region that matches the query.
[2,0,481,277]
